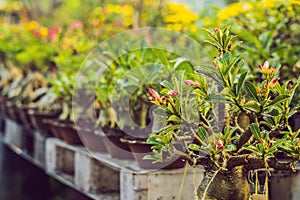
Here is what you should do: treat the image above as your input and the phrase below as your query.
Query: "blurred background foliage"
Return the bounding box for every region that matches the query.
[0,0,299,111]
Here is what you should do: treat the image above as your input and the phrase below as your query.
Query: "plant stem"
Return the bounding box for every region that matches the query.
[178,162,188,199]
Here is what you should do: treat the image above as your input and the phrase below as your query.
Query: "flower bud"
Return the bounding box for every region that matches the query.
[167,90,179,96]
[149,88,159,98]
[269,77,279,88]
[217,140,224,148]
[213,61,218,67]
[259,138,264,143]
[241,97,246,104]
[214,27,220,32]
[185,80,194,85]
[184,80,201,88]
[263,61,269,69]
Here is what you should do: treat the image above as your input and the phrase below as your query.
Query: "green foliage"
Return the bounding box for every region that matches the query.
[146,27,300,172]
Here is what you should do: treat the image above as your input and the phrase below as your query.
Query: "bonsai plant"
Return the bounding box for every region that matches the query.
[145,27,300,199]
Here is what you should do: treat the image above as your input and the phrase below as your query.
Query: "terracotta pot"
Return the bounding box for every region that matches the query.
[102,133,134,159]
[28,110,60,135]
[58,121,83,145]
[123,139,186,169]
[76,127,107,153]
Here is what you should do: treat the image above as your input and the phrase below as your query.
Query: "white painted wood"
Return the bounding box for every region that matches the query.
[33,131,46,167]
[121,166,204,200]
[45,138,58,173]
[4,118,22,147]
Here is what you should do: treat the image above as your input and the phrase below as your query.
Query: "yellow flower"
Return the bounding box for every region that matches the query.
[123,5,133,16]
[291,0,300,5]
[113,5,122,14]
[173,23,182,31]
[164,3,198,24]
[24,21,39,31]
[263,0,276,8]
[218,2,253,21]
[105,4,114,14]
[124,17,132,26]
[189,25,198,33]
[40,27,48,37]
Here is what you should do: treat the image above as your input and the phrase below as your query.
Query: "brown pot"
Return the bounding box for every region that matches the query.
[18,106,34,129]
[102,134,134,160]
[6,102,22,124]
[76,127,107,153]
[124,139,186,169]
[0,97,8,115]
[44,119,64,139]
[58,121,83,145]
[28,110,60,135]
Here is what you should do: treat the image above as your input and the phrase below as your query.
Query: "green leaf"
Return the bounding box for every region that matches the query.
[250,123,261,140]
[143,155,156,160]
[243,145,262,156]
[244,100,260,112]
[198,127,208,142]
[167,115,181,123]
[188,144,201,151]
[195,65,224,86]
[160,80,173,90]
[225,144,236,152]
[244,82,259,101]
[236,71,248,96]
[153,49,169,67]
[265,94,290,108]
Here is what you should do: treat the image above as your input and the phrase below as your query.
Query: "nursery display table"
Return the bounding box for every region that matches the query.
[2,118,204,200]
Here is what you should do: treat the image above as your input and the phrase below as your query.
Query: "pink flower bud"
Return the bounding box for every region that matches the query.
[193,82,201,88]
[161,96,167,101]
[184,80,201,88]
[259,138,264,143]
[73,20,82,29]
[213,61,218,67]
[263,61,269,69]
[167,90,179,96]
[149,88,160,98]
[258,64,263,70]
[269,77,279,88]
[217,140,224,148]
[241,97,246,104]
[214,27,220,32]
[185,80,194,85]
[287,83,292,90]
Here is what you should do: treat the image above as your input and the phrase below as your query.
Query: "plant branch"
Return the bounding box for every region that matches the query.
[225,154,297,171]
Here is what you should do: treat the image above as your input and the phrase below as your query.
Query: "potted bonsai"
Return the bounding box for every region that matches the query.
[145,27,300,199]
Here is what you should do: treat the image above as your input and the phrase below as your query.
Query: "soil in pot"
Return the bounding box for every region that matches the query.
[123,139,186,169]
[76,127,107,153]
